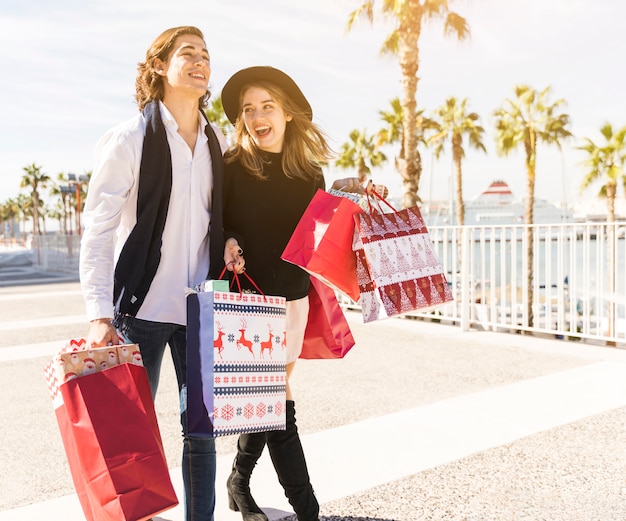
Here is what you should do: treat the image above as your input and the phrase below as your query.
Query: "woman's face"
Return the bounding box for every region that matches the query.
[241,86,292,153]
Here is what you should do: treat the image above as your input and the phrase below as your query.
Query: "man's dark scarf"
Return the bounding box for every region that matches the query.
[113,99,224,328]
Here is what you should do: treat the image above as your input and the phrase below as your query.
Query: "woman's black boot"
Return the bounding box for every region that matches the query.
[266,400,319,521]
[227,431,268,521]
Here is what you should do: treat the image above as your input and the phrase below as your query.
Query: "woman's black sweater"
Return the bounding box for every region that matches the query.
[223,152,324,300]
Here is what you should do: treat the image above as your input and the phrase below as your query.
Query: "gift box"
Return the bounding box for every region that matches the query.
[47,341,143,398]
[327,188,369,211]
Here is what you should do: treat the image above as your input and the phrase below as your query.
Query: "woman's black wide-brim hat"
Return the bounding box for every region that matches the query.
[221,66,312,124]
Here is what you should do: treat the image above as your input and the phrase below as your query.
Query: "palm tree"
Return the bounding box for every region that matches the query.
[578,123,626,341]
[429,97,486,225]
[51,173,72,235]
[493,85,572,328]
[335,128,387,182]
[377,97,404,151]
[48,201,65,235]
[16,193,30,237]
[0,198,18,239]
[74,173,91,234]
[578,123,626,222]
[377,97,438,179]
[20,163,50,235]
[346,0,470,208]
[204,96,232,144]
[39,203,49,235]
[0,203,7,240]
[5,198,20,239]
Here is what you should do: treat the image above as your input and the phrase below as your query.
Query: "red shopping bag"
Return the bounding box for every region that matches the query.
[54,402,94,519]
[301,277,355,359]
[353,196,454,322]
[45,341,178,521]
[282,189,363,301]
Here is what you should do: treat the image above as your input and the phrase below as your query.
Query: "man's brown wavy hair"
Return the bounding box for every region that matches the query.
[135,26,210,111]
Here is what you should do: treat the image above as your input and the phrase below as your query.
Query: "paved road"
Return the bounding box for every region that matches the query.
[1,265,625,520]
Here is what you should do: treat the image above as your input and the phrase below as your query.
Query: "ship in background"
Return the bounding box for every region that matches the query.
[422,180,571,226]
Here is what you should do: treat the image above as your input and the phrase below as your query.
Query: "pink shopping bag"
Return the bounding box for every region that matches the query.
[282,189,364,301]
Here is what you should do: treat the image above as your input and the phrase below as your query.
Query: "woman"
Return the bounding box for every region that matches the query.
[220,66,363,521]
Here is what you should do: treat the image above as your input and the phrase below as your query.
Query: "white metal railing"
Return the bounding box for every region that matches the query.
[339,222,626,346]
[32,227,626,346]
[30,234,81,275]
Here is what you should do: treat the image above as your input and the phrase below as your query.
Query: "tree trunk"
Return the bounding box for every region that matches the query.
[398,15,421,209]
[452,133,464,226]
[32,191,40,236]
[607,184,616,223]
[524,134,537,329]
[606,187,617,341]
[62,194,68,235]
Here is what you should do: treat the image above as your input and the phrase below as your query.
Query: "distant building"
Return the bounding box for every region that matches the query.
[423,180,571,226]
[571,198,626,222]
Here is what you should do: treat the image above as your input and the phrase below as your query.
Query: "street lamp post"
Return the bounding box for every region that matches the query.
[67,173,89,235]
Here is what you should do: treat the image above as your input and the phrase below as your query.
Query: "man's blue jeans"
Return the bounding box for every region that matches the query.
[122,318,216,521]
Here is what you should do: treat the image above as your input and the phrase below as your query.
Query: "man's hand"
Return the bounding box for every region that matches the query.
[86,318,119,348]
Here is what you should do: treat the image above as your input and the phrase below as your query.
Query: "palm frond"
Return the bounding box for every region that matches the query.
[346,2,375,32]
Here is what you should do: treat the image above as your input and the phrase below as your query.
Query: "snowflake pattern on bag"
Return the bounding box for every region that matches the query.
[189,290,287,436]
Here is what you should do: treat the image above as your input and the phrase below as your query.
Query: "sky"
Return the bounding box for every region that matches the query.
[1,0,625,209]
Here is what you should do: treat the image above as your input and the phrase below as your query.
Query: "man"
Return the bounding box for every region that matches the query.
[79,26,241,521]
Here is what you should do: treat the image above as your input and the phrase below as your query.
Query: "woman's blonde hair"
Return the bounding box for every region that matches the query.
[135,26,210,110]
[224,81,334,181]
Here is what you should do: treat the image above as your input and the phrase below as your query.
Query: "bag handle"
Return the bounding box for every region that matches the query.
[369,188,417,225]
[365,187,398,214]
[221,263,268,300]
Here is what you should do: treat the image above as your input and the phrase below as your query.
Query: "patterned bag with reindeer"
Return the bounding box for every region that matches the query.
[186,281,287,437]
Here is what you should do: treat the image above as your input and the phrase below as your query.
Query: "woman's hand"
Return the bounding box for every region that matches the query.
[331,177,389,199]
[365,180,390,199]
[224,237,246,274]
[330,177,365,194]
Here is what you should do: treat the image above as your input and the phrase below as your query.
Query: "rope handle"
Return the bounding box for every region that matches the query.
[365,187,398,214]
[220,263,267,300]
